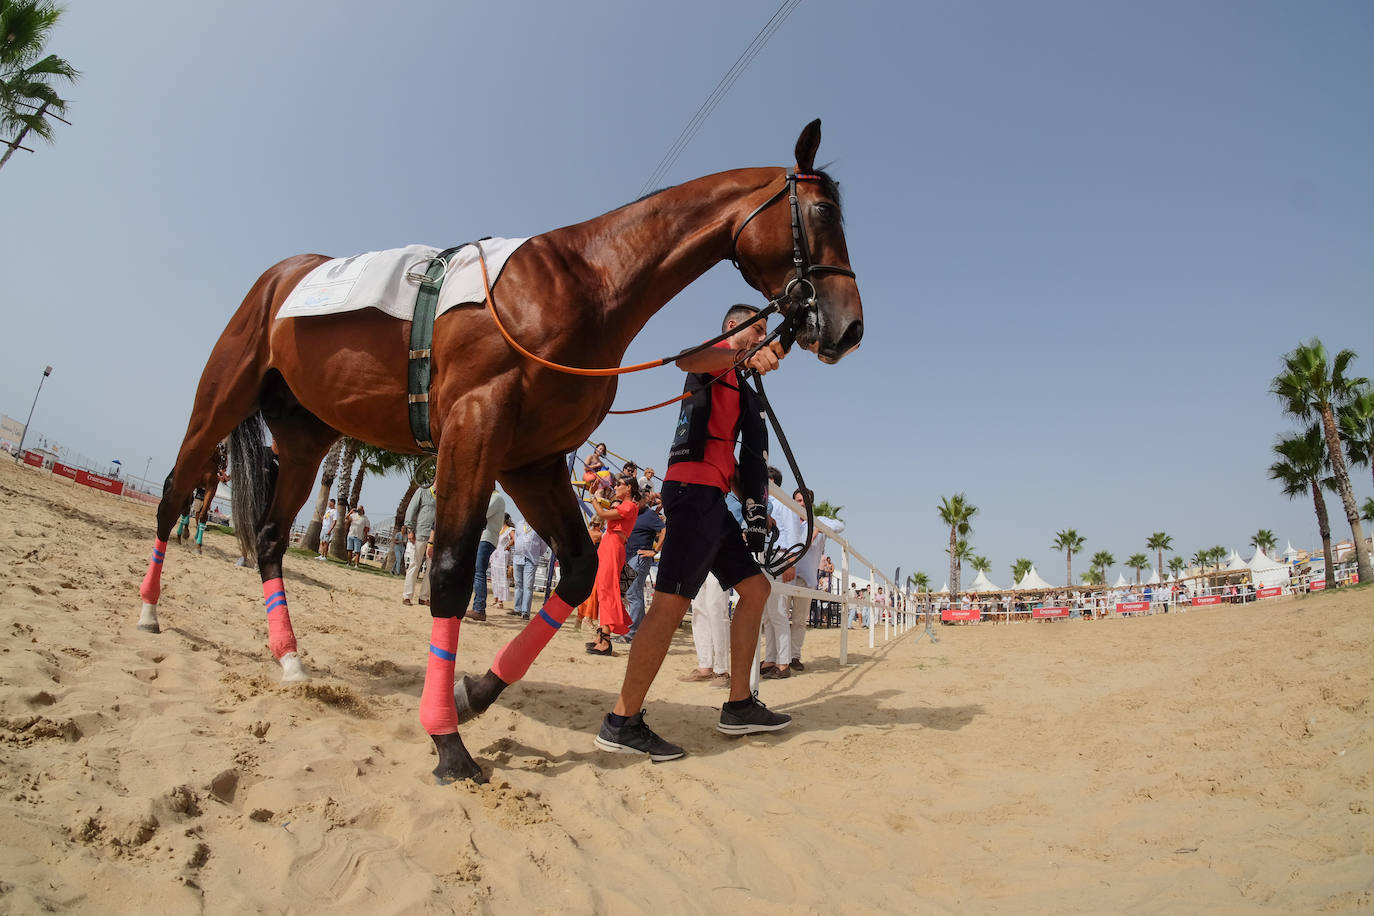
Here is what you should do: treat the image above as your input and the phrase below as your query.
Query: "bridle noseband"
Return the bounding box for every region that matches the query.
[729,171,857,352]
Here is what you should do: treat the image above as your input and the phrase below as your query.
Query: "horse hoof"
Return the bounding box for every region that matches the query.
[431,732,487,785]
[453,670,506,724]
[279,652,309,684]
[137,603,161,634]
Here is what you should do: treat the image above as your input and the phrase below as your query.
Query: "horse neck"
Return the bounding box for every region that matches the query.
[551,167,783,353]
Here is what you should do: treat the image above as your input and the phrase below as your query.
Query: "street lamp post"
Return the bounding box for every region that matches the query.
[14,366,52,462]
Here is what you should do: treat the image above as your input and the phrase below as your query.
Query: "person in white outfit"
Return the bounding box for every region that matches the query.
[791,487,843,670]
[681,573,732,684]
[761,468,805,679]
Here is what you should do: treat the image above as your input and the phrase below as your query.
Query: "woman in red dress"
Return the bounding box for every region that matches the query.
[587,476,642,655]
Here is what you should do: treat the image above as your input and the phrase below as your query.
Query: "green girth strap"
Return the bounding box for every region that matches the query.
[408,245,465,453]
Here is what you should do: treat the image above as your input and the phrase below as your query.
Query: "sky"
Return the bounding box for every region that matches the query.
[3,1,1372,588]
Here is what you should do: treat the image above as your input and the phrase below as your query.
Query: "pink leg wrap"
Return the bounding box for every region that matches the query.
[491,594,574,684]
[420,617,461,735]
[139,538,168,604]
[262,577,298,659]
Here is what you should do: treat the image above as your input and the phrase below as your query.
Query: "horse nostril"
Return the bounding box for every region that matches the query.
[836,319,863,354]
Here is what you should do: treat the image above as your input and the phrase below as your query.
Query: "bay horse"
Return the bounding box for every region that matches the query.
[172,440,227,556]
[135,120,863,782]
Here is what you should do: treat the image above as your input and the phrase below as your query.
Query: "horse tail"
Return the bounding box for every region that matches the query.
[227,411,274,563]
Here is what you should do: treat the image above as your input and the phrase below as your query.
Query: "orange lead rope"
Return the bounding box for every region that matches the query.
[473,240,771,413]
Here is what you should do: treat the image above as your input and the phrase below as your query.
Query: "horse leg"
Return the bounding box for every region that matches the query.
[422,409,514,785]
[455,453,598,721]
[195,479,219,555]
[255,396,340,683]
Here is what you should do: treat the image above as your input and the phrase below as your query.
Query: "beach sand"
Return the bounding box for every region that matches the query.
[0,457,1369,913]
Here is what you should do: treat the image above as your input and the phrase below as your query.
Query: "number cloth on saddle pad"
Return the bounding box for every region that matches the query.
[276,239,530,321]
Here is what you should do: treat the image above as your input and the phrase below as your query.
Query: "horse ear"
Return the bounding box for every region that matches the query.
[794,119,821,172]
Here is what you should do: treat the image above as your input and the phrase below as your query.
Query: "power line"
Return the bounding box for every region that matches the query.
[637,0,803,199]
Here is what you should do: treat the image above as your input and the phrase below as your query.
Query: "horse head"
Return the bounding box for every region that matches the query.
[731,119,864,364]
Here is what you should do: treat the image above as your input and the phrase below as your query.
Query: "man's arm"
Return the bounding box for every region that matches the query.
[675,339,785,375]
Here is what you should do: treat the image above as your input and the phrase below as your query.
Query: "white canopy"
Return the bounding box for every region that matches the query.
[935,581,949,595]
[967,570,1002,593]
[1225,550,1250,572]
[1014,565,1054,590]
[1248,546,1289,589]
[1282,540,1298,562]
[1145,567,1160,585]
[1112,572,1129,588]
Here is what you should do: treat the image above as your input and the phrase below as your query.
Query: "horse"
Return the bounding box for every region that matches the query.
[172,440,227,556]
[135,120,863,783]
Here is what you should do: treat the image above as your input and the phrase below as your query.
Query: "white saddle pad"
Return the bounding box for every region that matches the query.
[276,237,530,321]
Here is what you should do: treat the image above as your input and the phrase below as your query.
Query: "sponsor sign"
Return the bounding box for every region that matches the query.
[1256,586,1283,599]
[1352,574,1360,584]
[1191,595,1223,606]
[124,489,160,506]
[51,462,78,480]
[21,450,44,467]
[1033,606,1070,618]
[1116,601,1150,614]
[1309,579,1327,592]
[0,414,24,446]
[941,607,980,622]
[75,469,124,496]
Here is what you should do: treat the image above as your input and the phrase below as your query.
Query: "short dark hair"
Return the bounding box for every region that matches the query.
[723,303,760,333]
[768,466,782,486]
[793,487,812,502]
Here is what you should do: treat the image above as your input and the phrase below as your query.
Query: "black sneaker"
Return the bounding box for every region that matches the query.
[594,711,686,761]
[717,694,792,735]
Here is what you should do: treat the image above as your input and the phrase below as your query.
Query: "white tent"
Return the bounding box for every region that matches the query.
[1282,541,1298,563]
[1225,550,1250,572]
[1247,547,1288,589]
[935,581,949,595]
[1112,572,1129,588]
[1145,567,1160,585]
[967,570,1002,593]
[1014,565,1054,590]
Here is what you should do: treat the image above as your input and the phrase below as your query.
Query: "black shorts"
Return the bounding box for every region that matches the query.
[654,480,761,598]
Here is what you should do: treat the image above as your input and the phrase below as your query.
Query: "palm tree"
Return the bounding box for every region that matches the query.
[1011,557,1032,585]
[1126,553,1149,584]
[1269,425,1337,589]
[301,438,343,552]
[329,438,361,559]
[393,454,437,528]
[937,494,977,598]
[970,555,991,574]
[948,538,973,594]
[1168,556,1186,579]
[1081,568,1103,586]
[349,444,405,510]
[1190,549,1209,572]
[1145,532,1172,582]
[1363,497,1374,525]
[1051,528,1085,592]
[1209,545,1229,573]
[1338,383,1374,490]
[1090,550,1115,588]
[1272,339,1372,583]
[0,0,80,171]
[814,500,843,520]
[1250,529,1277,556]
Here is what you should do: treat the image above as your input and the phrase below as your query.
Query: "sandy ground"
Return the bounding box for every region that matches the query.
[0,457,1370,914]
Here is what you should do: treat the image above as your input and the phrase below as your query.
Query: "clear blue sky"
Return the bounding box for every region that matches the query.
[3,1,1371,587]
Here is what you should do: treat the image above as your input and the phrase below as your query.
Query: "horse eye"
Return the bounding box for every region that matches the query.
[813,203,834,223]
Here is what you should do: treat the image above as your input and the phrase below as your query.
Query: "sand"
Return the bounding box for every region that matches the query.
[0,457,1370,914]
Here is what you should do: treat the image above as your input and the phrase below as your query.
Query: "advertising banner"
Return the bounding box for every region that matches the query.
[1256,586,1283,599]
[1309,579,1327,592]
[1033,606,1070,618]
[0,414,24,447]
[1192,595,1223,606]
[75,470,124,496]
[1116,601,1150,614]
[21,450,44,467]
[51,462,79,480]
[941,607,980,622]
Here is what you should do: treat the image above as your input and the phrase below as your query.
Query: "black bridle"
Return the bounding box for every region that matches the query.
[730,171,857,354]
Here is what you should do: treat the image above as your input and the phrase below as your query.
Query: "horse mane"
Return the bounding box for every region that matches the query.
[618,166,842,219]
